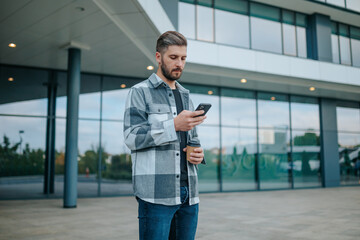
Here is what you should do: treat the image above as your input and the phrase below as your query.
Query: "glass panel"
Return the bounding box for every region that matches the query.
[331,21,338,34]
[283,24,297,56]
[282,10,295,25]
[339,36,352,65]
[215,9,250,48]
[350,26,360,40]
[297,26,307,58]
[339,23,349,37]
[336,107,360,132]
[222,127,257,191]
[0,66,48,116]
[351,39,360,67]
[292,130,322,188]
[331,34,340,64]
[197,5,214,42]
[259,128,290,189]
[346,0,360,12]
[258,93,290,129]
[101,121,132,196]
[0,116,46,199]
[327,0,345,7]
[197,126,220,192]
[214,0,248,15]
[77,120,100,197]
[290,97,320,130]
[79,74,101,119]
[221,89,256,127]
[251,17,282,54]
[179,2,196,39]
[295,13,307,28]
[180,0,195,3]
[186,89,220,126]
[338,133,360,185]
[250,2,280,22]
[198,0,212,7]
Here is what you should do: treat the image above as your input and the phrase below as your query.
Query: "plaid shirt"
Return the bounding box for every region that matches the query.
[123,73,202,206]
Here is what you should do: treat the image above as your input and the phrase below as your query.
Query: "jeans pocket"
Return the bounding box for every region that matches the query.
[180,186,189,204]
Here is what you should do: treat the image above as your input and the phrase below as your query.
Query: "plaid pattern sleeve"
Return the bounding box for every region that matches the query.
[123,73,202,206]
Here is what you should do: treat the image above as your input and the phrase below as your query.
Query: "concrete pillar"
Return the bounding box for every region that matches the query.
[64,48,81,208]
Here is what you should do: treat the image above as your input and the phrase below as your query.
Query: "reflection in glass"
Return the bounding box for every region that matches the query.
[292,131,322,188]
[290,99,320,130]
[102,89,129,120]
[221,90,256,127]
[197,126,220,192]
[346,0,360,12]
[0,116,46,199]
[190,93,220,125]
[338,133,360,185]
[0,99,47,116]
[336,107,360,132]
[296,27,307,58]
[340,36,352,65]
[215,9,249,48]
[79,92,101,119]
[331,34,340,64]
[101,121,132,195]
[251,17,282,54]
[351,39,360,67]
[283,24,297,56]
[197,5,214,42]
[258,93,290,129]
[259,128,290,189]
[222,127,257,191]
[179,2,196,39]
[327,0,345,7]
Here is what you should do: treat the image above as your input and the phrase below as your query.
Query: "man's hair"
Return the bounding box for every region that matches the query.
[156,31,187,54]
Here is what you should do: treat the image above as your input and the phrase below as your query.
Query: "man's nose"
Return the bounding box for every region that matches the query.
[176,59,184,68]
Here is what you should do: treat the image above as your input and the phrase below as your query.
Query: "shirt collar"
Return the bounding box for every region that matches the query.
[149,73,189,93]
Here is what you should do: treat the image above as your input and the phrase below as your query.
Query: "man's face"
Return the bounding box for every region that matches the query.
[157,45,187,81]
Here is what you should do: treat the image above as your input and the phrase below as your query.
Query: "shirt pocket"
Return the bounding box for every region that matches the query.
[147,104,170,123]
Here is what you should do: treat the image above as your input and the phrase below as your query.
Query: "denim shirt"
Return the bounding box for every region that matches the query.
[123,73,202,206]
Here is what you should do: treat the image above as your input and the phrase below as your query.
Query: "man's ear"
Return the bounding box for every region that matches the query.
[155,52,161,65]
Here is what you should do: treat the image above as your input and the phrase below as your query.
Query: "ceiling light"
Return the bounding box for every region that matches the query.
[8,43,16,48]
[240,78,247,83]
[147,65,154,70]
[309,87,316,91]
[208,90,213,95]
[120,84,126,88]
[270,97,276,101]
[8,77,14,82]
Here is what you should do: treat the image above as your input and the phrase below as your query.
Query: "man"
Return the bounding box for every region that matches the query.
[124,31,206,240]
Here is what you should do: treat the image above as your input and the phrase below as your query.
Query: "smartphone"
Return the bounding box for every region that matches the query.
[195,103,212,117]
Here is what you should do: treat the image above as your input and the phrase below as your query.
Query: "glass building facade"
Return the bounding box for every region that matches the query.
[1,63,358,200]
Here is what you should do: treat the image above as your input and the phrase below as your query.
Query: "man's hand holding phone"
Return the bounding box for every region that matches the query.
[174,110,206,131]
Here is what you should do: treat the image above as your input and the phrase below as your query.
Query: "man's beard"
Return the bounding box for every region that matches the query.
[161,59,182,81]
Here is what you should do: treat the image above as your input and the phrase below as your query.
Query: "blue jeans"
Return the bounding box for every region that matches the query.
[137,186,199,240]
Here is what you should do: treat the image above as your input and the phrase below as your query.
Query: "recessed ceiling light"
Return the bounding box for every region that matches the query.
[8,43,16,48]
[147,65,154,70]
[120,84,126,88]
[240,78,247,83]
[270,97,276,101]
[309,87,316,91]
[208,90,213,95]
[8,77,14,82]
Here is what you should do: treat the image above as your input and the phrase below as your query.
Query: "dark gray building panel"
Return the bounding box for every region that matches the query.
[159,0,178,29]
[320,99,340,187]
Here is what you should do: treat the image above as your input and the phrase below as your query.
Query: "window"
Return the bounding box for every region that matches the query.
[197,5,214,42]
[179,2,196,39]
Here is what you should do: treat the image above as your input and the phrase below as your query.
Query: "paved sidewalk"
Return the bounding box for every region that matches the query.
[0,187,359,240]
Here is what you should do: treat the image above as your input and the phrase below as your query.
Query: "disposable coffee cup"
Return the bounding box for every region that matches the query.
[186,142,201,161]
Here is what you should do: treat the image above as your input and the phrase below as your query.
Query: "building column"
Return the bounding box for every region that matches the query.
[320,99,340,187]
[44,71,57,195]
[64,48,81,208]
[307,13,332,62]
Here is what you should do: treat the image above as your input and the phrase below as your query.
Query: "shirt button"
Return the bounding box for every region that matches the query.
[176,153,179,156]
[173,112,176,116]
[169,93,172,97]
[176,175,179,178]
[158,109,161,112]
